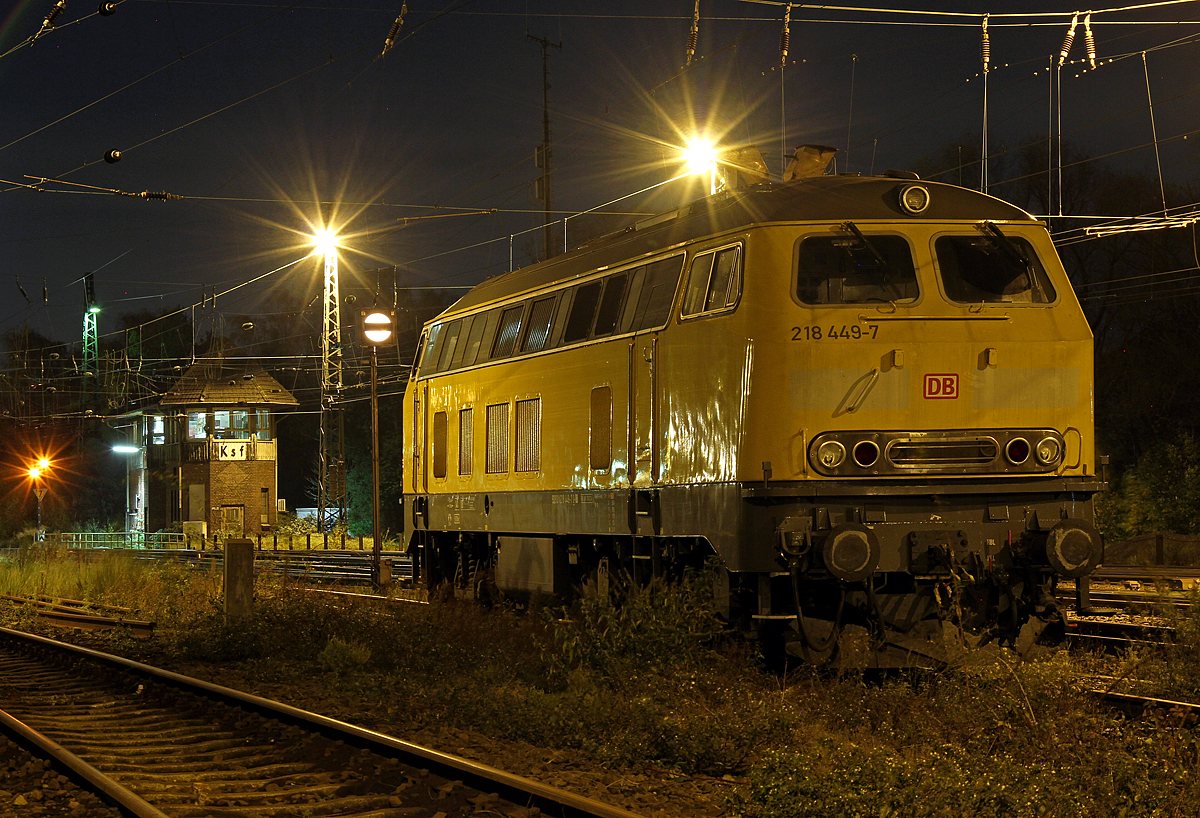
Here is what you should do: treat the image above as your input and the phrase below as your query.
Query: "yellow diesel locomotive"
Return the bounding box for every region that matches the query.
[402,157,1104,666]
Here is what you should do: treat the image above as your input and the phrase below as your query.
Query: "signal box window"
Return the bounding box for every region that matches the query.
[682,246,741,317]
[935,234,1057,304]
[188,411,207,440]
[254,410,270,440]
[795,234,918,304]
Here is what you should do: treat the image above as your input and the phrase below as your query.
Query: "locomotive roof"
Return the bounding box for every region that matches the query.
[445,175,1036,315]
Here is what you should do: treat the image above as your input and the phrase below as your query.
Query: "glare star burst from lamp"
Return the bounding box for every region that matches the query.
[683,138,718,195]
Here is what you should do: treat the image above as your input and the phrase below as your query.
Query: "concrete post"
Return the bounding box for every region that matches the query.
[380,559,393,590]
[224,538,255,618]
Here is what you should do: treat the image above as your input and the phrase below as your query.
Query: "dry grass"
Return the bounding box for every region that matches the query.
[2,549,1198,817]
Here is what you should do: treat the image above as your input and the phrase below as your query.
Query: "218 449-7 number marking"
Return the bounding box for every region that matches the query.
[791,324,879,341]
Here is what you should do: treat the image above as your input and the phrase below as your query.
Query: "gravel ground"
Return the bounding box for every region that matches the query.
[0,736,122,818]
[170,661,739,818]
[5,628,736,818]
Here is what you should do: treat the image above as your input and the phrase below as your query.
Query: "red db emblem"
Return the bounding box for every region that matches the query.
[924,373,959,399]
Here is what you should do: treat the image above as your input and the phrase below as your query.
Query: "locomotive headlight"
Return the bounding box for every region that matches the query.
[899,184,931,215]
[1035,436,1062,466]
[817,441,846,469]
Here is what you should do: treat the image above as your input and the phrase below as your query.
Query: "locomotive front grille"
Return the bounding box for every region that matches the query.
[809,429,1065,476]
[886,437,998,468]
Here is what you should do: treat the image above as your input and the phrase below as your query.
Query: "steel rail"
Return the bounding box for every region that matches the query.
[0,627,647,818]
[0,708,169,818]
[1094,689,1200,721]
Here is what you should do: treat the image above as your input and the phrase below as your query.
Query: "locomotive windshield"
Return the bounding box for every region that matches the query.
[795,233,918,304]
[934,232,1057,304]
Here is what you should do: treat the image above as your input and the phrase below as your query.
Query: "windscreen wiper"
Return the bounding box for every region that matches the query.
[841,221,889,269]
[977,221,1031,269]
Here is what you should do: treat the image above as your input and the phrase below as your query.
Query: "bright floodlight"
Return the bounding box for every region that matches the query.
[683,139,717,175]
[112,445,139,454]
[313,228,339,255]
[36,458,50,470]
[28,467,41,479]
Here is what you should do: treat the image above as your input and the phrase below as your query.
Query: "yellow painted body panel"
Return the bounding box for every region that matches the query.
[404,219,1094,496]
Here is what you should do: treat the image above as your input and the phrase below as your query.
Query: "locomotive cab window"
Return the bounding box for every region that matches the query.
[935,232,1057,304]
[418,323,445,375]
[682,245,741,317]
[795,232,918,305]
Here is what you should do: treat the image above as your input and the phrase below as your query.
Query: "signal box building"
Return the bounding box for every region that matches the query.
[129,361,298,537]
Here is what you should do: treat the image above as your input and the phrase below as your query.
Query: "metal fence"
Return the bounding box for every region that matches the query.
[46,530,390,552]
[50,532,189,549]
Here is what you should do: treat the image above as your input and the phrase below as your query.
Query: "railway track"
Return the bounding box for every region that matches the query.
[0,627,645,818]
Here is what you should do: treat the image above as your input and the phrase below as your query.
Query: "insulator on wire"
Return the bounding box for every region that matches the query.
[380,3,406,58]
[1084,13,1096,70]
[42,0,66,29]
[780,5,791,68]
[981,15,990,73]
[30,0,66,42]
[136,190,182,201]
[98,2,116,15]
[1058,13,1078,68]
[685,0,700,66]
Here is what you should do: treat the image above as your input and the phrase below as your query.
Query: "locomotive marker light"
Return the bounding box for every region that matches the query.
[898,183,931,214]
[360,309,397,587]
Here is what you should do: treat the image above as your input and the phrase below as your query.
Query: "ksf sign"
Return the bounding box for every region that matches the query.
[215,441,249,460]
[924,373,959,399]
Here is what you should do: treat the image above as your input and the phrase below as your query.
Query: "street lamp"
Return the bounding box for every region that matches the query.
[360,308,396,587]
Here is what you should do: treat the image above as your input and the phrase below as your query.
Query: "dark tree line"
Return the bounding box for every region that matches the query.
[0,269,455,540]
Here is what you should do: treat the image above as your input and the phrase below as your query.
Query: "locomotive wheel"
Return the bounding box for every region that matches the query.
[784,620,839,665]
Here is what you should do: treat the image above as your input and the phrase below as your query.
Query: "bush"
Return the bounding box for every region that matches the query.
[547,570,724,681]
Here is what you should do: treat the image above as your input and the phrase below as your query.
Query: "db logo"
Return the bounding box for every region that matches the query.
[924,373,959,399]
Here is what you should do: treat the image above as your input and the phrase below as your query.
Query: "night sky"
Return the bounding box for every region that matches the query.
[3,0,1199,349]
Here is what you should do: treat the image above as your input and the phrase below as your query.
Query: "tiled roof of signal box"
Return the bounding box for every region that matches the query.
[159,361,299,406]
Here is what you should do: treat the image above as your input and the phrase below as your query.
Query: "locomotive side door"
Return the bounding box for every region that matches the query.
[629,326,662,541]
[629,332,660,488]
[410,378,428,495]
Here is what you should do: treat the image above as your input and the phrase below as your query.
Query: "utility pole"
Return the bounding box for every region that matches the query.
[82,273,99,401]
[318,232,345,532]
[529,34,561,263]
